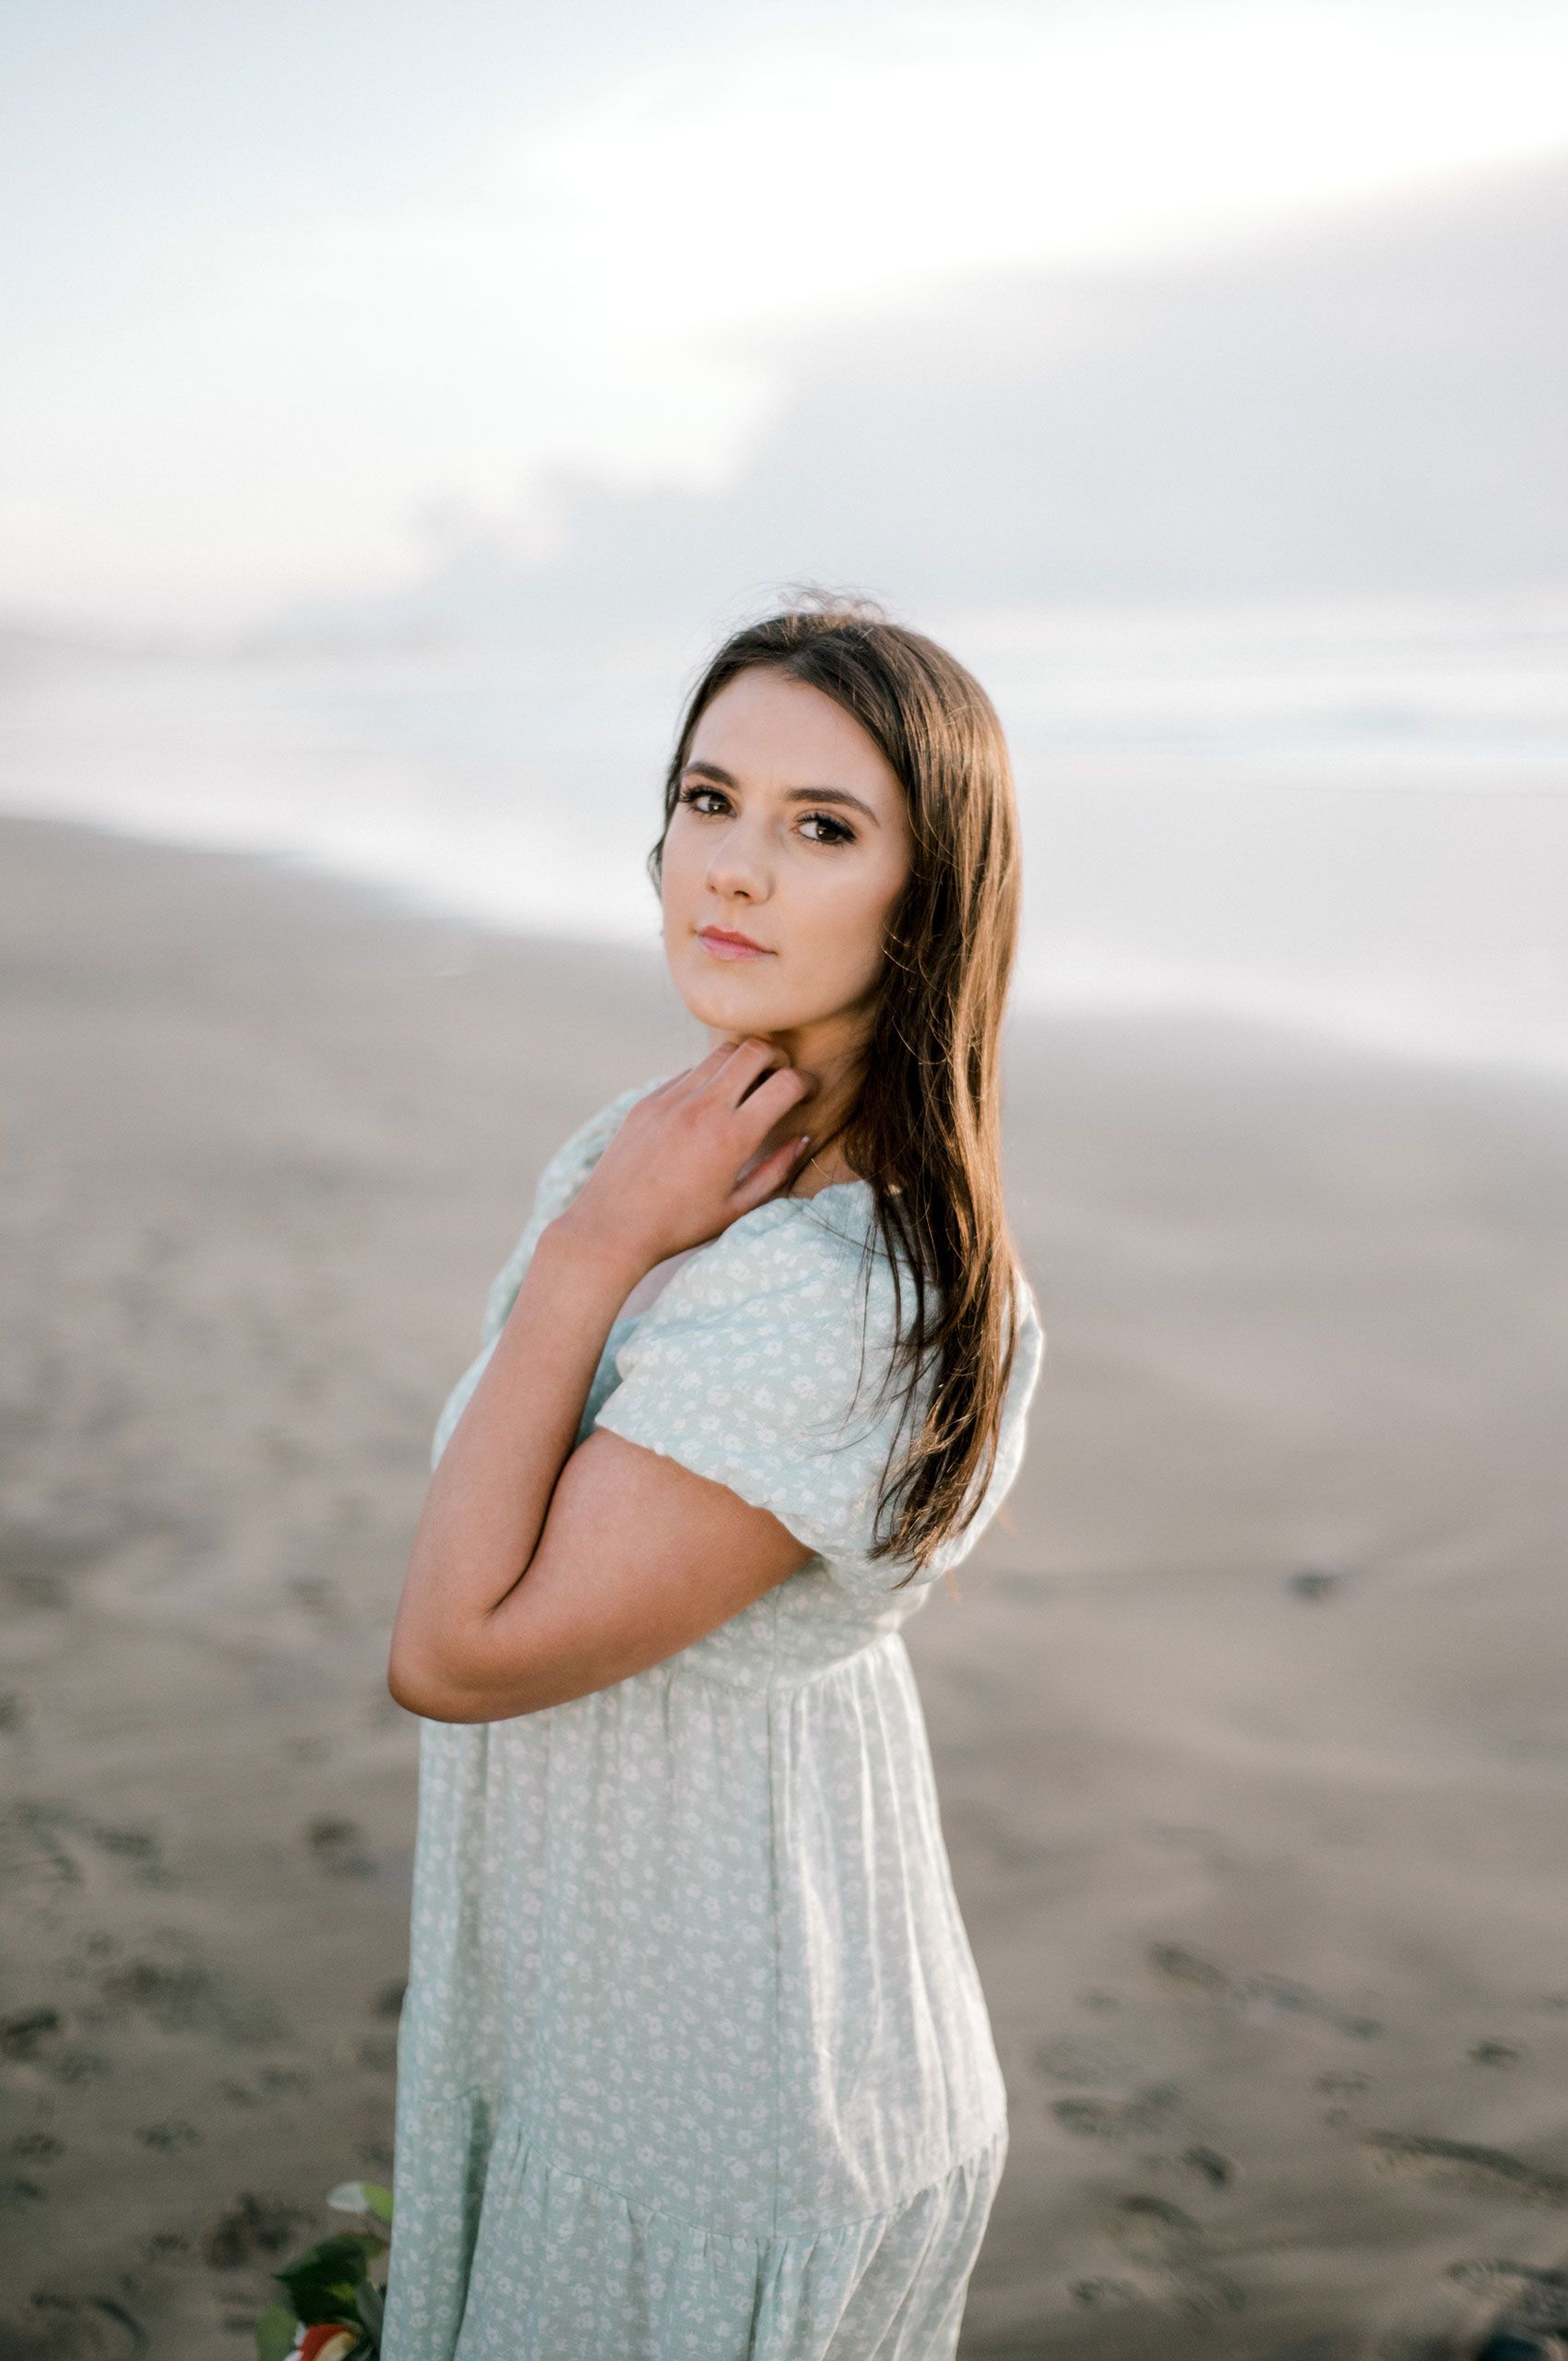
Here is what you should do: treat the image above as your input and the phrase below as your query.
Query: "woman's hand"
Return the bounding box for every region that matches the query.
[549,1038,814,1278]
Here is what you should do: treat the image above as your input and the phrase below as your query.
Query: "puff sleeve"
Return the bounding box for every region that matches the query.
[593,1194,1046,1599]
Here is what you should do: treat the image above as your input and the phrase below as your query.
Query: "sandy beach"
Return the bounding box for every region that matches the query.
[2,810,1566,2359]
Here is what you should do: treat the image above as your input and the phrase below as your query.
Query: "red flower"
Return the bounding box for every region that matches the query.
[292,2327,359,2361]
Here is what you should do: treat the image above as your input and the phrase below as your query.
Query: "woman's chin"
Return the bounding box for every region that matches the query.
[668,962,790,1035]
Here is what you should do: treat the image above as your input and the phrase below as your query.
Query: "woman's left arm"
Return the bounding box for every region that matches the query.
[386,1040,817,1722]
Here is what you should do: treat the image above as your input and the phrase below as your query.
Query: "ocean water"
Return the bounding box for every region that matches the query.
[2,593,1564,1080]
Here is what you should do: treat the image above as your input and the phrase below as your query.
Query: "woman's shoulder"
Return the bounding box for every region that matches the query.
[691,1179,881,1275]
[647,1183,1041,1360]
[634,1181,900,1341]
[597,1189,896,1426]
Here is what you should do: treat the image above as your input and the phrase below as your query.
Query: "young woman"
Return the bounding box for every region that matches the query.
[382,599,1046,2360]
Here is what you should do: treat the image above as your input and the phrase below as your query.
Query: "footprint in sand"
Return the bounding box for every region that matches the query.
[199,2189,314,2269]
[1038,2035,1237,2185]
[81,1817,172,1888]
[1072,2276,1145,2308]
[1072,2264,1235,2320]
[305,1814,375,1878]
[141,2225,194,2262]
[1,2006,63,2060]
[1068,2192,1248,2319]
[1370,2250,1568,2356]
[1358,2130,1568,2209]
[1447,2255,1568,2331]
[98,1945,285,2046]
[0,2291,151,2355]
[2,1800,173,1893]
[1032,2032,1134,2087]
[257,2061,314,2094]
[1051,2088,1236,2190]
[1287,1565,1346,1600]
[1146,1941,1234,1999]
[136,2118,202,2150]
[1052,2082,1185,2143]
[51,2047,112,2085]
[1148,1940,1384,2039]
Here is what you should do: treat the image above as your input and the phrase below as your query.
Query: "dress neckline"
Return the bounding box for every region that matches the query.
[782,1179,872,1204]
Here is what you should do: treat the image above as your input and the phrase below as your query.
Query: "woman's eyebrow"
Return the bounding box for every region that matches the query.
[786,785,879,825]
[681,760,880,825]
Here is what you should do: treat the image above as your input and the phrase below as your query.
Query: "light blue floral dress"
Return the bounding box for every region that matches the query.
[382,1074,1046,2361]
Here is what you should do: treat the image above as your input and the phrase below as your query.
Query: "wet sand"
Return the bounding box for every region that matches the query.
[1,813,1565,2358]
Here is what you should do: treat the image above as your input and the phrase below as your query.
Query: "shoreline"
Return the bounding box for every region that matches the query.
[2,811,1565,2358]
[5,795,1565,1098]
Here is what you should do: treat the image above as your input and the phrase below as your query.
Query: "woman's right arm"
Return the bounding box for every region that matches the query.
[386,1040,816,1721]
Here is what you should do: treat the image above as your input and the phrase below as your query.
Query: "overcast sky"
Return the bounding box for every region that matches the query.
[6,0,1568,627]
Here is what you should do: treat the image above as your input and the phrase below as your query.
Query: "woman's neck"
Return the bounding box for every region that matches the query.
[703,1022,868,1198]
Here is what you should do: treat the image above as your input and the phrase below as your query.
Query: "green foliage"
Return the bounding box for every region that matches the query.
[255,2303,300,2361]
[255,2182,395,2358]
[273,2232,384,2324]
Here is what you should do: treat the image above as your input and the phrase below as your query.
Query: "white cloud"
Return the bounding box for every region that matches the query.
[5,0,1567,624]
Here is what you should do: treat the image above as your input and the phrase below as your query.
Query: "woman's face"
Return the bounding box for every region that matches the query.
[659,667,913,1058]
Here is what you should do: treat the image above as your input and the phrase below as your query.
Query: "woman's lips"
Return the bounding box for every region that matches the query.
[697,929,771,961]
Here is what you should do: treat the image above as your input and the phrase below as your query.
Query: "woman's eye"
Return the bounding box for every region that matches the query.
[677,785,729,816]
[800,813,855,846]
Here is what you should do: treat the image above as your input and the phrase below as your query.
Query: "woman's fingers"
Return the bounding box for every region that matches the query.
[683,1037,811,1135]
[678,1035,806,1094]
[707,1035,782,1102]
[732,1060,812,1138]
[659,1038,814,1204]
[664,1047,728,1097]
[730,1131,814,1214]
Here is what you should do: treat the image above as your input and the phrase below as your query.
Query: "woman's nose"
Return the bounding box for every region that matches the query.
[705,824,770,902]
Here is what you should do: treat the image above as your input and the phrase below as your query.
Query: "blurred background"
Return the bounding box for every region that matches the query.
[3,5,1567,2356]
[5,0,1568,1069]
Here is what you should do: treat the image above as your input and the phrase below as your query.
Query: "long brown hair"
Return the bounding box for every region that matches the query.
[648,591,1026,1585]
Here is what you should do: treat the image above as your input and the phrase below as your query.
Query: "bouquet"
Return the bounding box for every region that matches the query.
[255,2180,393,2359]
